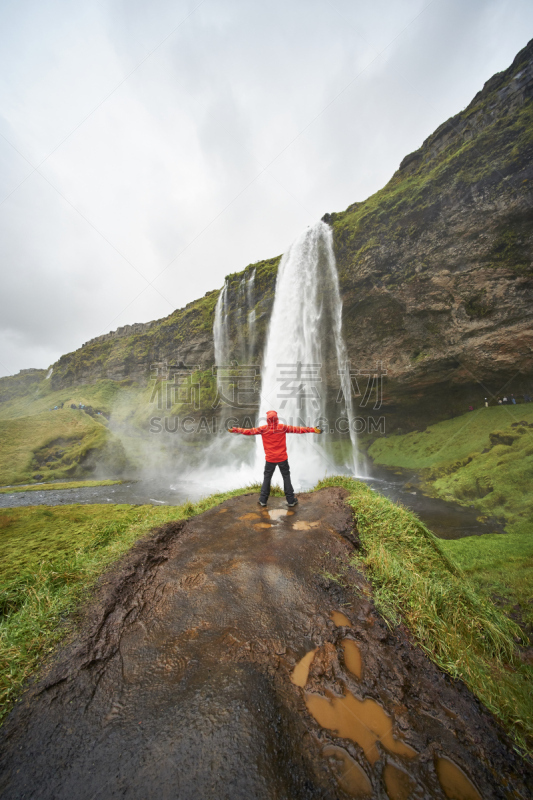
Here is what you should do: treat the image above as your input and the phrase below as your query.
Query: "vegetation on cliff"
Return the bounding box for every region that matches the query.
[322,40,533,432]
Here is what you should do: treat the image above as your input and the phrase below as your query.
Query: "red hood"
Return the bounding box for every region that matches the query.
[266,410,278,428]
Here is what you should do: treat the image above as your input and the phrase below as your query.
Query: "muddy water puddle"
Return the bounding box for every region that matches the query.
[267,508,295,520]
[292,633,487,800]
[291,648,318,688]
[436,757,482,800]
[306,689,418,764]
[331,610,352,627]
[292,520,320,530]
[383,762,418,800]
[323,745,372,796]
[342,639,362,679]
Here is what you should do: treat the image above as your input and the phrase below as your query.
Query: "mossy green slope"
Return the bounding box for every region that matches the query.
[368,405,533,631]
[0,409,128,486]
[368,405,533,529]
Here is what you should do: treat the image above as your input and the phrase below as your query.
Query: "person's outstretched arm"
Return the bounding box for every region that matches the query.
[286,426,322,434]
[229,426,262,435]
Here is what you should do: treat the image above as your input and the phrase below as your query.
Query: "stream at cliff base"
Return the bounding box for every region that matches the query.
[0,466,504,540]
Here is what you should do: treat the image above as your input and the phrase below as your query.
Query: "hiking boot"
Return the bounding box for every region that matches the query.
[258,500,267,507]
[287,498,298,508]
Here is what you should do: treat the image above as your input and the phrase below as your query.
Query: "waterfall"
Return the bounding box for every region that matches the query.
[214,267,258,373]
[258,220,360,483]
[213,281,229,385]
[246,268,256,362]
[207,221,361,493]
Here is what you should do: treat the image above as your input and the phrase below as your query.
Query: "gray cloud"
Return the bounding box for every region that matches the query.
[1,0,532,376]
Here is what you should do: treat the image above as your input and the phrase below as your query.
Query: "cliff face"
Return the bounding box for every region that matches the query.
[325,40,533,429]
[31,40,533,432]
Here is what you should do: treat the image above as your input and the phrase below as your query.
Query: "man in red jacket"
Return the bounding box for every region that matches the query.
[229,410,321,507]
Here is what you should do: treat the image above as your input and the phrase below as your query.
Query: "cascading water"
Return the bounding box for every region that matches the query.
[205,220,361,493]
[258,220,360,485]
[209,268,261,482]
[246,268,256,361]
[213,281,229,387]
[213,267,257,372]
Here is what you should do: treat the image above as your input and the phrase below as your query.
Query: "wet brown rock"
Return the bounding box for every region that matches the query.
[0,489,531,799]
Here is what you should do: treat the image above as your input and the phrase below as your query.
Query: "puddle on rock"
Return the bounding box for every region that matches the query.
[292,520,320,531]
[331,610,352,627]
[218,508,228,513]
[383,762,417,800]
[323,744,372,797]
[253,522,271,529]
[291,648,318,688]
[239,513,260,521]
[268,509,289,521]
[436,757,482,800]
[305,688,417,765]
[342,639,362,679]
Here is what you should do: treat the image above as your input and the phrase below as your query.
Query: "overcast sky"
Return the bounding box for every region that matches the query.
[0,0,532,377]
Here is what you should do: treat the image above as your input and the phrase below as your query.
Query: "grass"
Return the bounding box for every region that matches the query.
[0,377,131,422]
[315,476,533,756]
[368,405,533,631]
[0,409,129,486]
[368,405,533,471]
[0,483,281,722]
[0,479,125,494]
[440,532,533,633]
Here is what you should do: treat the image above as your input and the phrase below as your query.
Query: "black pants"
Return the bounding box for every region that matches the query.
[260,460,295,503]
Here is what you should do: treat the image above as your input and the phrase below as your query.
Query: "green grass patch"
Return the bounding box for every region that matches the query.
[0,479,125,494]
[316,476,533,756]
[0,410,129,485]
[368,405,533,471]
[440,532,533,633]
[0,484,279,722]
[367,406,533,633]
[0,378,132,422]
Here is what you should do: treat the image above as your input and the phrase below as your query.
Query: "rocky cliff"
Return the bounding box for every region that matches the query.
[325,38,533,430]
[11,39,533,433]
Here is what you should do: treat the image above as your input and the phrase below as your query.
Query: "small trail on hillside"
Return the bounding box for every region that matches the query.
[0,488,530,799]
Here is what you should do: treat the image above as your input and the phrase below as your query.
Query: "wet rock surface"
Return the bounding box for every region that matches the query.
[0,488,531,799]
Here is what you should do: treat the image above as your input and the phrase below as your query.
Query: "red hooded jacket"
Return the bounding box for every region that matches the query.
[231,410,316,462]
